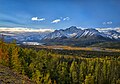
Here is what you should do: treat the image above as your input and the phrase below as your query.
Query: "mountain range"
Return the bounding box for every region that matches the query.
[42,26,120,46]
[0,26,120,46]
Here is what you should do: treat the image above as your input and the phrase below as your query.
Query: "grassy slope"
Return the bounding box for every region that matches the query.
[0,64,35,84]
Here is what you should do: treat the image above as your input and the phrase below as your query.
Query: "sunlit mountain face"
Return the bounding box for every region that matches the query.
[0,26,120,46]
[41,26,120,46]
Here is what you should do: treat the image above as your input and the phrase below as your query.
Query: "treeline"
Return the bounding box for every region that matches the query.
[90,42,120,49]
[46,49,120,58]
[0,41,120,84]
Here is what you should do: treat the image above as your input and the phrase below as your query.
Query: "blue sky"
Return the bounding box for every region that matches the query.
[0,0,120,29]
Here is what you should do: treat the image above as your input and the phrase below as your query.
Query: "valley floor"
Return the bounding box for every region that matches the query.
[21,45,120,52]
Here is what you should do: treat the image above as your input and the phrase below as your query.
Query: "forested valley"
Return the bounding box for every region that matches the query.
[0,40,120,84]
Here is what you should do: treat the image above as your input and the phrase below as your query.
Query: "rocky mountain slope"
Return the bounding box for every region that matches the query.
[42,26,120,46]
[43,26,120,40]
[0,26,120,46]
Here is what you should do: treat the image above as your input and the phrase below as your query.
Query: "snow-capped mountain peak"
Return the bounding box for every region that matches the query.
[43,26,120,41]
[1,26,120,45]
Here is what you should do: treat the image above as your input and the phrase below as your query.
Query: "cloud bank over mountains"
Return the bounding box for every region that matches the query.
[0,26,120,33]
[0,27,54,32]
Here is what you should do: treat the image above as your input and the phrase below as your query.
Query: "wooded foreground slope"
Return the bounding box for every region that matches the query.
[0,64,35,84]
[0,40,120,84]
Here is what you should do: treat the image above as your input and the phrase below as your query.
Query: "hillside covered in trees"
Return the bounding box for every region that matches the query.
[0,40,120,84]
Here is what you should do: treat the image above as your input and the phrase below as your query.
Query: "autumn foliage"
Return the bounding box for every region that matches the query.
[0,40,120,84]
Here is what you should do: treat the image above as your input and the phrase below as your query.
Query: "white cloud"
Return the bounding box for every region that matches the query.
[107,21,112,24]
[31,17,45,21]
[63,17,70,21]
[103,21,112,25]
[51,19,61,23]
[51,17,70,23]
